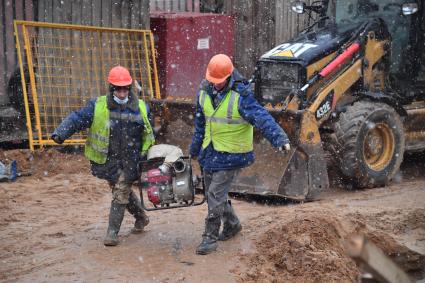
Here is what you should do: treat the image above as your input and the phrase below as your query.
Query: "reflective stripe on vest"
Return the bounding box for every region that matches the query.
[200,90,253,153]
[84,96,155,164]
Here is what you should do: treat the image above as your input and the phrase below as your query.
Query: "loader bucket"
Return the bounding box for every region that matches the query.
[232,110,329,200]
[231,137,328,200]
[151,100,329,201]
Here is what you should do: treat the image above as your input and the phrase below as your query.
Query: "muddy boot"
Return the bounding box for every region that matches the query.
[219,200,242,241]
[127,192,149,234]
[196,205,223,255]
[104,201,126,246]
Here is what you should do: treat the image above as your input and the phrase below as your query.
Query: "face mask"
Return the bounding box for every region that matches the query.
[113,94,129,105]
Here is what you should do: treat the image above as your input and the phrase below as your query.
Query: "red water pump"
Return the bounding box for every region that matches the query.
[146,167,173,206]
[140,157,205,210]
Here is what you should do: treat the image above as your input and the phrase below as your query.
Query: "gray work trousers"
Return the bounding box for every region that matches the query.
[203,169,241,234]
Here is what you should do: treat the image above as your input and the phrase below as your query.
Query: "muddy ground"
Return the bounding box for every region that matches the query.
[0,147,425,282]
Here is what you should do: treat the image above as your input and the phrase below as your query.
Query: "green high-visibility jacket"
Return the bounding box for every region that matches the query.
[200,89,253,153]
[84,95,154,164]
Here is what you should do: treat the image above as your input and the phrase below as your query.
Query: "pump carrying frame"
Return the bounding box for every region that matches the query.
[137,156,206,211]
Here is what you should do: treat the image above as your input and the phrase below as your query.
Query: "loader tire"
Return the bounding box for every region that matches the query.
[333,101,404,188]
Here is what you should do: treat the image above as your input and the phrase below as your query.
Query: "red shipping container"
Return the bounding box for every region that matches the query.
[150,12,234,100]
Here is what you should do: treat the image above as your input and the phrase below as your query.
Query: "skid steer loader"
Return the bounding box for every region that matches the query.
[154,0,425,201]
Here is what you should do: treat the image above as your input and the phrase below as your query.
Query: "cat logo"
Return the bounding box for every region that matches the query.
[262,42,318,58]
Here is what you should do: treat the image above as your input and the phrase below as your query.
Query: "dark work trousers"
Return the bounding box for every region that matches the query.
[203,169,241,239]
[108,169,133,205]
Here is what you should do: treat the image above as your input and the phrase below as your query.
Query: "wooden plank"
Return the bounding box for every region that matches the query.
[45,0,53,22]
[110,1,122,67]
[100,0,112,89]
[131,0,150,29]
[61,0,72,105]
[101,0,112,27]
[81,0,91,25]
[347,235,414,283]
[0,0,6,102]
[5,0,15,81]
[121,0,130,29]
[140,0,150,29]
[15,0,24,20]
[24,0,34,21]
[80,0,93,96]
[71,0,84,106]
[275,0,285,43]
[37,0,45,22]
[63,0,72,23]
[130,0,140,29]
[50,0,65,130]
[71,0,82,25]
[111,1,121,28]
[92,0,102,26]
[42,0,56,134]
[91,0,103,97]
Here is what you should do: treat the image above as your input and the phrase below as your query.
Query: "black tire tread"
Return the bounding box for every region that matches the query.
[331,100,404,187]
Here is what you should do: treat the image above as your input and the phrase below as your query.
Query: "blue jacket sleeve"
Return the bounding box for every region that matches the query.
[189,93,205,157]
[238,90,289,148]
[53,98,96,140]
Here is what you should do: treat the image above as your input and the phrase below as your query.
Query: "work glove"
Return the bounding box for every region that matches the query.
[278,143,291,152]
[51,134,64,144]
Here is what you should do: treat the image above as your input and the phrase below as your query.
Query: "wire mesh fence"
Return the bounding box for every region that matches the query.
[14,20,160,150]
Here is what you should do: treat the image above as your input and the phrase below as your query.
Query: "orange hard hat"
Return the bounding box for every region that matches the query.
[108,66,132,86]
[205,54,234,84]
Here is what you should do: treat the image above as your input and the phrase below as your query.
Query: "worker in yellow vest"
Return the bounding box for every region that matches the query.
[52,66,154,246]
[190,54,291,255]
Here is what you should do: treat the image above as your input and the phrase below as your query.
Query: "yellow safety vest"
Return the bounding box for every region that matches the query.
[200,89,253,153]
[84,95,155,164]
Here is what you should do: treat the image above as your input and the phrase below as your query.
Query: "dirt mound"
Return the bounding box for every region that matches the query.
[238,211,425,283]
[241,214,359,283]
[0,148,89,178]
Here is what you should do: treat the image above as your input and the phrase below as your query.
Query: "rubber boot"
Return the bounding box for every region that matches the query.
[104,201,126,246]
[219,200,242,241]
[126,192,149,234]
[196,204,224,255]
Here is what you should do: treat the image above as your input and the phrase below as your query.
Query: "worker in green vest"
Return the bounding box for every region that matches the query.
[52,66,154,246]
[190,54,291,255]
